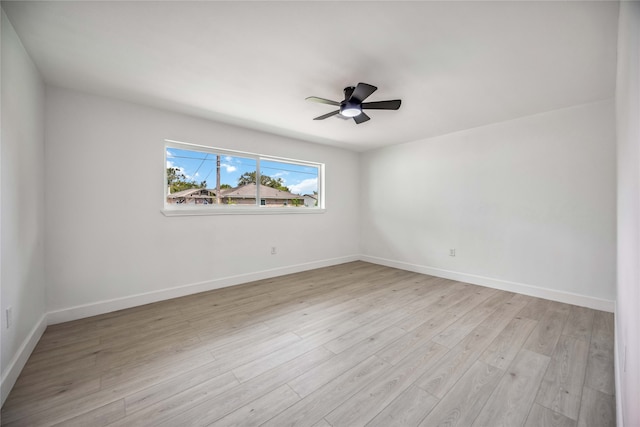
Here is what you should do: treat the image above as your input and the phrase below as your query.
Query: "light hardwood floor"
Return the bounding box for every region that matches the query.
[1,262,615,426]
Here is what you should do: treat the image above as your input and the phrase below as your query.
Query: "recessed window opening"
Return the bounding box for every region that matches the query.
[165,140,324,212]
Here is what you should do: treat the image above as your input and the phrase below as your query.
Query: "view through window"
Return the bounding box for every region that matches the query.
[165,142,322,210]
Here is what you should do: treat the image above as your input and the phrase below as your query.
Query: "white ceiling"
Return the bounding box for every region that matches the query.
[3,1,619,151]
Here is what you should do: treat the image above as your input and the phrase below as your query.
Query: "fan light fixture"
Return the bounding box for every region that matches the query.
[340,105,362,117]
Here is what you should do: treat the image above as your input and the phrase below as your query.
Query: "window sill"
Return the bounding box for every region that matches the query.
[161,207,326,217]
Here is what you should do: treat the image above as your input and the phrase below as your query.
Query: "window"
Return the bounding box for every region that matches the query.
[164,140,323,215]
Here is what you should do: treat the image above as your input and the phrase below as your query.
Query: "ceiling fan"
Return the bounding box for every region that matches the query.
[306,82,401,124]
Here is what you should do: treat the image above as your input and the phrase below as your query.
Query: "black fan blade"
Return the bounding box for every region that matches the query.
[306,96,340,106]
[353,112,371,124]
[349,83,377,103]
[344,86,355,100]
[314,110,340,120]
[362,100,401,110]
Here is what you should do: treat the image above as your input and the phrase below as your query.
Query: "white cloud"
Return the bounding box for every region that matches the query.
[166,150,174,158]
[289,178,317,195]
[221,163,237,173]
[225,156,233,162]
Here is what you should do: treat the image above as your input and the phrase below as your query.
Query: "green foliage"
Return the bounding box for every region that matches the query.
[220,183,232,189]
[237,171,290,192]
[167,167,206,193]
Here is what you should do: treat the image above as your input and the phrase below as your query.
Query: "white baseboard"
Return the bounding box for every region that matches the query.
[47,255,360,325]
[360,255,615,312]
[47,253,615,324]
[1,314,47,406]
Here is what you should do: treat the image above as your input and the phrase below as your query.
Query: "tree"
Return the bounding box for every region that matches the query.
[167,167,206,193]
[237,171,290,192]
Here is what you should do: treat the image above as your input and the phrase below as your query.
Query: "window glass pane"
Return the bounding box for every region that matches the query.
[165,142,323,212]
[166,147,257,206]
[260,160,319,208]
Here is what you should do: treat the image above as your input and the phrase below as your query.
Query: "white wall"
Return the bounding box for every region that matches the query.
[0,11,47,403]
[615,2,640,426]
[44,87,360,320]
[360,100,616,309]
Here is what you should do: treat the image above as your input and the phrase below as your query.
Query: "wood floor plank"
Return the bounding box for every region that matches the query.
[577,386,615,427]
[33,328,99,354]
[7,357,99,398]
[418,360,504,427]
[26,338,100,366]
[96,331,203,371]
[293,310,363,339]
[231,339,325,383]
[208,384,300,427]
[2,377,101,425]
[535,335,589,420]
[480,316,537,370]
[583,311,615,396]
[562,306,594,343]
[323,309,410,354]
[472,349,550,427]
[517,297,551,321]
[391,284,483,333]
[288,327,405,398]
[212,332,302,365]
[431,291,510,348]
[2,351,215,426]
[261,356,390,427]
[155,346,335,426]
[326,341,448,427]
[100,347,215,391]
[415,298,526,398]
[108,372,240,426]
[525,403,577,427]
[203,323,295,355]
[377,310,460,366]
[523,306,570,356]
[123,360,236,415]
[365,385,438,427]
[51,399,125,427]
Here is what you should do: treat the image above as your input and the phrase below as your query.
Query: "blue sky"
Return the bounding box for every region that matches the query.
[166,147,319,195]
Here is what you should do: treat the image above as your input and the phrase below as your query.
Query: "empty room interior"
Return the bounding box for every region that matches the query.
[1,1,639,426]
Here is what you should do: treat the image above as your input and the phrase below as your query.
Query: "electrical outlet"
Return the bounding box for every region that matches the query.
[271,247,277,255]
[6,307,13,329]
[449,249,456,257]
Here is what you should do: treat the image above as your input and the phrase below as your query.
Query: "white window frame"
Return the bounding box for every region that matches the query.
[162,139,325,216]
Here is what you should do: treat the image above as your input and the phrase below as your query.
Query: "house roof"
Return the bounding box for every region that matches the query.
[221,184,302,200]
[167,188,214,199]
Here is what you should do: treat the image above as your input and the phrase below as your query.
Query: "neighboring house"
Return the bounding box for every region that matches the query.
[167,188,216,204]
[221,183,304,207]
[302,194,317,208]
